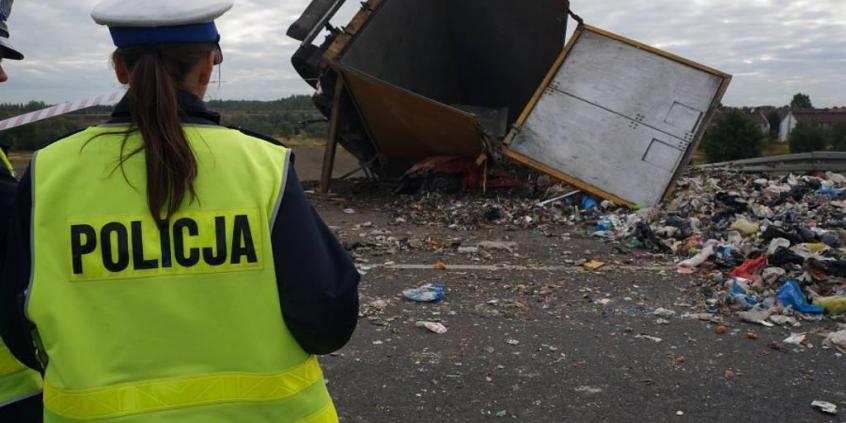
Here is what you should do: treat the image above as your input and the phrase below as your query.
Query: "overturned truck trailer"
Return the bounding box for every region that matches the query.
[288,0,730,207]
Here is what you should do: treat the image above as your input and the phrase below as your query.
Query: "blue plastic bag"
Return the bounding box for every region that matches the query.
[593,217,613,232]
[817,187,844,197]
[777,280,824,314]
[728,278,758,310]
[403,283,447,302]
[581,195,598,211]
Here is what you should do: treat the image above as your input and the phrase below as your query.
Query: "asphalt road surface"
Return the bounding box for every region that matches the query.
[309,191,846,422]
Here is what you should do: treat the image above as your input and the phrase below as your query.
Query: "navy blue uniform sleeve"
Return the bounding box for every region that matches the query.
[0,173,16,255]
[0,165,41,370]
[272,167,359,355]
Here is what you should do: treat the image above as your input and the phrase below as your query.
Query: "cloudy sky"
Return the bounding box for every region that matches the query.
[1,0,845,107]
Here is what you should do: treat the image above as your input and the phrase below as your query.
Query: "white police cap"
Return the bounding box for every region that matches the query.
[91,0,233,47]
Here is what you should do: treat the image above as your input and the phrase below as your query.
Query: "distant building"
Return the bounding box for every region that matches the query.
[778,108,846,142]
[747,106,789,138]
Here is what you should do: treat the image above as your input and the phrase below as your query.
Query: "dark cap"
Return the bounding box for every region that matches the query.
[1,0,24,60]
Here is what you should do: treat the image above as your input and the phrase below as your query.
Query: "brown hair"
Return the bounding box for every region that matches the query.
[112,43,218,220]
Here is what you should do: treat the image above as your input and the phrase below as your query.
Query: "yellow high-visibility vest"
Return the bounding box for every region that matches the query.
[0,342,42,408]
[28,124,337,422]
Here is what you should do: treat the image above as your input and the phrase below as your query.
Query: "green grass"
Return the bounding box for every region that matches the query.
[762,142,790,157]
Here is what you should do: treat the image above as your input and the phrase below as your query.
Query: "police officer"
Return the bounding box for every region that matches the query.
[0,0,359,421]
[0,1,45,421]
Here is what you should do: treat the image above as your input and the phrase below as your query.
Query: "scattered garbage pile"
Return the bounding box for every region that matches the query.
[365,168,846,327]
[585,169,846,341]
[608,170,846,318]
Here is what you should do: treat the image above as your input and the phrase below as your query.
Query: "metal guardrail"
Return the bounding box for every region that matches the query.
[696,152,846,173]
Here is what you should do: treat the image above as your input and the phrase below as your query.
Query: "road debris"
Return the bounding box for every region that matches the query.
[724,369,738,380]
[416,321,448,335]
[653,308,676,319]
[635,334,663,343]
[575,385,604,395]
[403,283,447,303]
[814,296,846,315]
[783,333,808,347]
[823,330,846,353]
[582,260,606,271]
[477,241,518,253]
[738,309,774,327]
[811,400,838,415]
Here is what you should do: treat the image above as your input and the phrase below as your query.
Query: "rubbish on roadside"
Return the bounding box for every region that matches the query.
[729,218,758,236]
[676,267,696,275]
[761,267,786,284]
[777,281,825,314]
[767,238,792,255]
[653,308,676,319]
[769,315,799,327]
[746,331,758,340]
[783,333,807,346]
[823,330,846,353]
[728,255,768,282]
[580,195,598,211]
[575,386,604,395]
[369,299,388,309]
[416,321,448,335]
[506,339,520,346]
[433,261,448,270]
[582,260,606,271]
[727,279,759,310]
[342,208,356,214]
[403,283,447,303]
[678,241,716,268]
[683,313,719,322]
[817,187,844,197]
[635,334,663,343]
[724,369,737,380]
[537,190,581,208]
[715,324,728,335]
[813,296,846,316]
[457,246,480,254]
[811,401,838,415]
[738,309,774,327]
[477,241,518,253]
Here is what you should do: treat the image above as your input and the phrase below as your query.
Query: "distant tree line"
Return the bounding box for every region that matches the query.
[700,93,846,163]
[0,95,327,151]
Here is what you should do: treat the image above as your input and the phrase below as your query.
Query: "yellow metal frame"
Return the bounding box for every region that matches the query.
[504,24,732,207]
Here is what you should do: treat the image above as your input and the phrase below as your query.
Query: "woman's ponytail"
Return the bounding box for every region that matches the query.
[113,43,217,220]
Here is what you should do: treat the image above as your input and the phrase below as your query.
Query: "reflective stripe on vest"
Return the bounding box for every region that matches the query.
[0,148,15,178]
[44,356,325,420]
[28,125,336,422]
[0,344,42,408]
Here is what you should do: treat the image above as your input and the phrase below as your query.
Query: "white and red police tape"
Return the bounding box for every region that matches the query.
[0,89,126,132]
